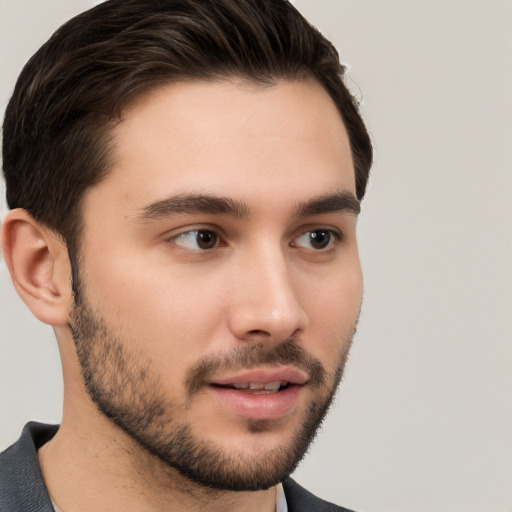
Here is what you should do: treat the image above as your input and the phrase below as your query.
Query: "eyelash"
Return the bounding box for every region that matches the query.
[168,228,343,252]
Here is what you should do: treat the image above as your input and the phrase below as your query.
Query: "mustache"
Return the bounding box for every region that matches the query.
[185,339,326,398]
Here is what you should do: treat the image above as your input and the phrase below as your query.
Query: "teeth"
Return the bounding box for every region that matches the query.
[228,380,288,391]
[229,381,288,390]
[264,381,285,390]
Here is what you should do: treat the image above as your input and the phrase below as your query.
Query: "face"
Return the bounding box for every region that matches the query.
[70,79,363,490]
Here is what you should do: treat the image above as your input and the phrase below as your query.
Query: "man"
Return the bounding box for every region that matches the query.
[0,0,372,510]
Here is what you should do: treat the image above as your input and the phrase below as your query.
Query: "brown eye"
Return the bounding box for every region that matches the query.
[196,230,218,249]
[292,229,339,250]
[309,230,331,249]
[173,229,219,250]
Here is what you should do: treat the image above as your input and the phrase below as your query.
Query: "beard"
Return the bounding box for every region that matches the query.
[70,282,355,492]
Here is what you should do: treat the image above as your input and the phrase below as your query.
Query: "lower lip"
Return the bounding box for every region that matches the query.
[208,385,303,420]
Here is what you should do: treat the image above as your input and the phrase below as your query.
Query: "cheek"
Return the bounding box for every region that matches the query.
[83,252,228,363]
[300,265,362,361]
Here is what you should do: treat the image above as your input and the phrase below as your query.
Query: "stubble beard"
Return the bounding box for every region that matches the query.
[69,283,356,492]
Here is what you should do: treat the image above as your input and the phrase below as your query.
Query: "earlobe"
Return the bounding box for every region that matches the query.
[1,208,72,326]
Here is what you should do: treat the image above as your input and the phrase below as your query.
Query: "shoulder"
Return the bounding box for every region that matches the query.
[0,422,58,512]
[283,478,357,512]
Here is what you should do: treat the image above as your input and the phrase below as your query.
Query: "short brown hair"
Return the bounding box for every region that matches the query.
[2,0,372,256]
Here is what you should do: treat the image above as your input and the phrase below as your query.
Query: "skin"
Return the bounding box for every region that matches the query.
[2,78,363,512]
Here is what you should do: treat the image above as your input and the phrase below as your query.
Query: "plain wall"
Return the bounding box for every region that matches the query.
[1,1,511,511]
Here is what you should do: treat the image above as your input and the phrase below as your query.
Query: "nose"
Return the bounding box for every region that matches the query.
[227,246,308,343]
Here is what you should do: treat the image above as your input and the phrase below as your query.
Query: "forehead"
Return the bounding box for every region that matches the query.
[84,79,355,218]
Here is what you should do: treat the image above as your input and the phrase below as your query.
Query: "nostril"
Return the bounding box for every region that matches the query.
[247,329,271,337]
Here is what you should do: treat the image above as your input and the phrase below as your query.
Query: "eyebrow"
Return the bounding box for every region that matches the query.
[137,193,251,220]
[137,190,360,222]
[295,191,360,217]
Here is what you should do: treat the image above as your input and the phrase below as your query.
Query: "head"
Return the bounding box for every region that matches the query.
[2,0,372,493]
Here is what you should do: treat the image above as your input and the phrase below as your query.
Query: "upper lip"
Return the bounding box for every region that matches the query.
[209,367,309,386]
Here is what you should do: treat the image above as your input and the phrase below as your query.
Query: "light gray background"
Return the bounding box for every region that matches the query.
[1,1,511,511]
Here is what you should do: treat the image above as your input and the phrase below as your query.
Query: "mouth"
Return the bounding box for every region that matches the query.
[211,380,292,394]
[206,368,308,420]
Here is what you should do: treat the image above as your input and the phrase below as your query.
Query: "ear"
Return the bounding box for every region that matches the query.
[1,208,73,326]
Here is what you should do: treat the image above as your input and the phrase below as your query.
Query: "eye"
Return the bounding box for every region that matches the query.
[172,229,219,250]
[292,229,340,250]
